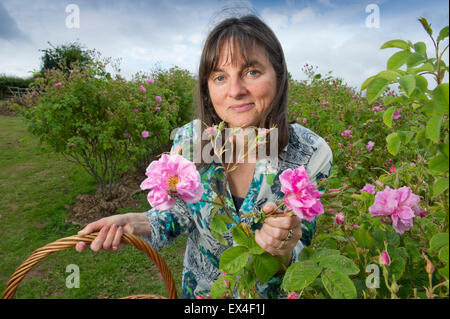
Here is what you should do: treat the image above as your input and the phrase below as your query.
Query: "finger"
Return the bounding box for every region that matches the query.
[262,202,278,214]
[78,218,106,235]
[256,228,283,253]
[111,226,124,251]
[90,225,110,252]
[260,222,289,241]
[265,215,301,230]
[75,242,87,252]
[103,224,117,250]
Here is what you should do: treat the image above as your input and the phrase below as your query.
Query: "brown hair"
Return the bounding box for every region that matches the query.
[195,14,290,169]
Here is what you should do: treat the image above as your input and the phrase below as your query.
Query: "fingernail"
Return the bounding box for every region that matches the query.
[112,246,117,251]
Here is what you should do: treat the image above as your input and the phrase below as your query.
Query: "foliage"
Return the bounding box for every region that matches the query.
[39,41,94,76]
[22,56,195,200]
[281,17,449,299]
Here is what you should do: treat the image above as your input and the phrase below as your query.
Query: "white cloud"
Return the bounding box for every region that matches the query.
[261,8,289,30]
[291,7,315,24]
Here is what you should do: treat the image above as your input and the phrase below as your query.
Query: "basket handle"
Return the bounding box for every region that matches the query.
[1,232,178,299]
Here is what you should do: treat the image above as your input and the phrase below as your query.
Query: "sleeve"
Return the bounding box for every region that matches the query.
[139,121,197,250]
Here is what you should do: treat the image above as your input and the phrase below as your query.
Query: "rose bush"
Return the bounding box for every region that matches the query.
[282,17,448,299]
[22,56,196,200]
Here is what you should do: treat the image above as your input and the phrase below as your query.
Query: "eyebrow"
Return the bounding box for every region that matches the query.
[212,60,265,73]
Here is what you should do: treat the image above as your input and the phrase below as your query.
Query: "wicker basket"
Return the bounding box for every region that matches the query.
[1,232,178,299]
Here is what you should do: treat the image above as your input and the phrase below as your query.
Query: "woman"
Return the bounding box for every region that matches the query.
[76,15,333,299]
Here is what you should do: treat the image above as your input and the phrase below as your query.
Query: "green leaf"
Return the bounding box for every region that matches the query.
[433,177,449,198]
[428,154,449,173]
[387,230,400,247]
[413,42,427,57]
[387,50,411,70]
[383,106,396,128]
[210,215,230,234]
[232,225,250,247]
[386,132,401,155]
[219,246,250,274]
[408,63,434,74]
[439,265,449,280]
[406,52,427,68]
[426,114,443,143]
[253,253,280,283]
[321,269,357,299]
[380,39,410,50]
[282,260,322,292]
[430,233,449,251]
[210,275,236,299]
[353,228,375,249]
[211,229,229,246]
[311,248,341,262]
[399,74,416,96]
[433,83,449,115]
[377,70,400,82]
[437,26,449,43]
[414,75,429,93]
[361,75,376,91]
[397,131,415,145]
[439,244,449,264]
[439,143,449,158]
[367,77,389,104]
[372,228,387,250]
[388,247,407,280]
[319,254,360,276]
[418,17,433,36]
[248,237,265,255]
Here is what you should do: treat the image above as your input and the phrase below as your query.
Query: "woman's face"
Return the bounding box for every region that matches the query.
[207,40,277,128]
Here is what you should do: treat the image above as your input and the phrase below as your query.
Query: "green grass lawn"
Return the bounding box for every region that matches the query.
[0,115,186,299]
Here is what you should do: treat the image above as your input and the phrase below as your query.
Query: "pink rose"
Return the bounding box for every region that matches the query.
[288,292,300,299]
[341,129,351,137]
[372,105,382,112]
[335,212,345,225]
[54,82,62,88]
[279,166,324,222]
[389,165,396,175]
[156,96,162,102]
[379,251,391,266]
[141,130,149,138]
[140,154,204,211]
[366,141,375,151]
[369,186,421,234]
[360,183,375,194]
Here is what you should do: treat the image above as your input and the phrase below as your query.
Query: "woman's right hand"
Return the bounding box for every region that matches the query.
[75,214,135,253]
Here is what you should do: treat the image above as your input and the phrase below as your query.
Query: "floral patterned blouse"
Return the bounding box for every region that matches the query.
[141,119,333,299]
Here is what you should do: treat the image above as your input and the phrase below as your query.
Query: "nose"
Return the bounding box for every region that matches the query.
[228,75,247,98]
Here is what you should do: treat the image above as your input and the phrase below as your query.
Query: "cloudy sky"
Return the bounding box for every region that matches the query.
[0,0,448,91]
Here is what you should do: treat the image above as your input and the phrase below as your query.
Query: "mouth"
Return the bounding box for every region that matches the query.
[229,103,254,112]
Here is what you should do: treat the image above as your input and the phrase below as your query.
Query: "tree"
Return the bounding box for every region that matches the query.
[39,40,94,75]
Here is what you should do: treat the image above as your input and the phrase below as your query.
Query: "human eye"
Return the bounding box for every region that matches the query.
[246,69,260,77]
[212,74,225,83]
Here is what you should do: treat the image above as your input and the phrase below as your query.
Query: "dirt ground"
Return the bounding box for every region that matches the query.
[64,169,146,227]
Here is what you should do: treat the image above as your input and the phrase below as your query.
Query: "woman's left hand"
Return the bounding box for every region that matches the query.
[255,202,302,265]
